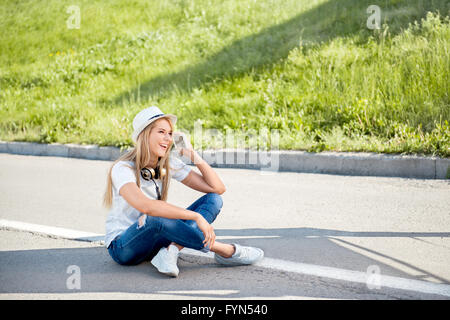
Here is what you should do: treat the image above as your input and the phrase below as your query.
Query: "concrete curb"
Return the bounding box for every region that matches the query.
[0,141,448,179]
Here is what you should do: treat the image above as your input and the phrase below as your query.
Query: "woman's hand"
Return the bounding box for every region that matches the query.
[173,131,204,165]
[195,214,216,249]
[173,131,193,155]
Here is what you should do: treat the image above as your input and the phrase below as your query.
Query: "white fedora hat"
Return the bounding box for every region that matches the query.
[132,106,177,143]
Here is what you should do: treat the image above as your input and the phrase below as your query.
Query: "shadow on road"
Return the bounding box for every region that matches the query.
[1,227,449,299]
[215,228,450,284]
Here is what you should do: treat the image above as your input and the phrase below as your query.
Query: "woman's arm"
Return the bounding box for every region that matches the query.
[180,148,226,195]
[120,182,199,220]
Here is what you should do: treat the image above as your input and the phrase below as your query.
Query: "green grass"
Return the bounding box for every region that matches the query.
[1,0,449,156]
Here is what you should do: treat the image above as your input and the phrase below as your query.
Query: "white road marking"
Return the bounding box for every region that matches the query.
[157,290,240,295]
[2,219,450,297]
[0,219,104,243]
[216,235,280,240]
[181,248,450,297]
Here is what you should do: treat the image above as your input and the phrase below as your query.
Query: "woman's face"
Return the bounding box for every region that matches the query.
[149,118,173,158]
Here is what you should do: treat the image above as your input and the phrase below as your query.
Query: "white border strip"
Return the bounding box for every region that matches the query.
[2,219,450,297]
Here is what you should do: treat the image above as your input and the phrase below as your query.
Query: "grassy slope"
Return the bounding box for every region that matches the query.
[0,0,449,156]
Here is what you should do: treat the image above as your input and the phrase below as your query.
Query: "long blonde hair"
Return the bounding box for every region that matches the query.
[103,118,174,208]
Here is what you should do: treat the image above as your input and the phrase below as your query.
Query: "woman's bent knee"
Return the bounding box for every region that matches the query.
[208,193,223,208]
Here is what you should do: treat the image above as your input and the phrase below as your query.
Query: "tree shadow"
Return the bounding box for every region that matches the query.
[112,0,443,105]
[1,227,449,299]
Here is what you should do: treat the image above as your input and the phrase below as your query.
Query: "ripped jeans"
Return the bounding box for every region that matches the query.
[107,193,223,265]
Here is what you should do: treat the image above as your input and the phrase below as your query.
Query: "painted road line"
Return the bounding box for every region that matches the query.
[180,249,450,298]
[0,219,104,243]
[2,219,450,297]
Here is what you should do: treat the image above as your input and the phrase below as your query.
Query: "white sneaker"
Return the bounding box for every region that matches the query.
[151,245,179,277]
[214,243,264,266]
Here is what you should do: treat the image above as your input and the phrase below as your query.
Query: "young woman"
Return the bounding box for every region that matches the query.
[103,106,264,277]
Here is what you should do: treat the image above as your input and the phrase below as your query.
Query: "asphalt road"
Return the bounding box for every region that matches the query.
[1,153,449,299]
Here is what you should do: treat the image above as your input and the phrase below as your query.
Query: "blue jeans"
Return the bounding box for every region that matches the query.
[108,193,223,265]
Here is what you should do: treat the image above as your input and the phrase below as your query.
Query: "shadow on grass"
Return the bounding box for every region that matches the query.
[113,0,445,104]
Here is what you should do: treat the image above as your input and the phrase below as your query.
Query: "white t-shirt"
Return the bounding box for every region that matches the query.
[104,155,192,247]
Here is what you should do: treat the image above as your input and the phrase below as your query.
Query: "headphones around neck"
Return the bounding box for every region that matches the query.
[140,159,166,200]
[140,166,166,180]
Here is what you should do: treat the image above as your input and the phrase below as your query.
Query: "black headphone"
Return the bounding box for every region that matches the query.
[140,159,166,200]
